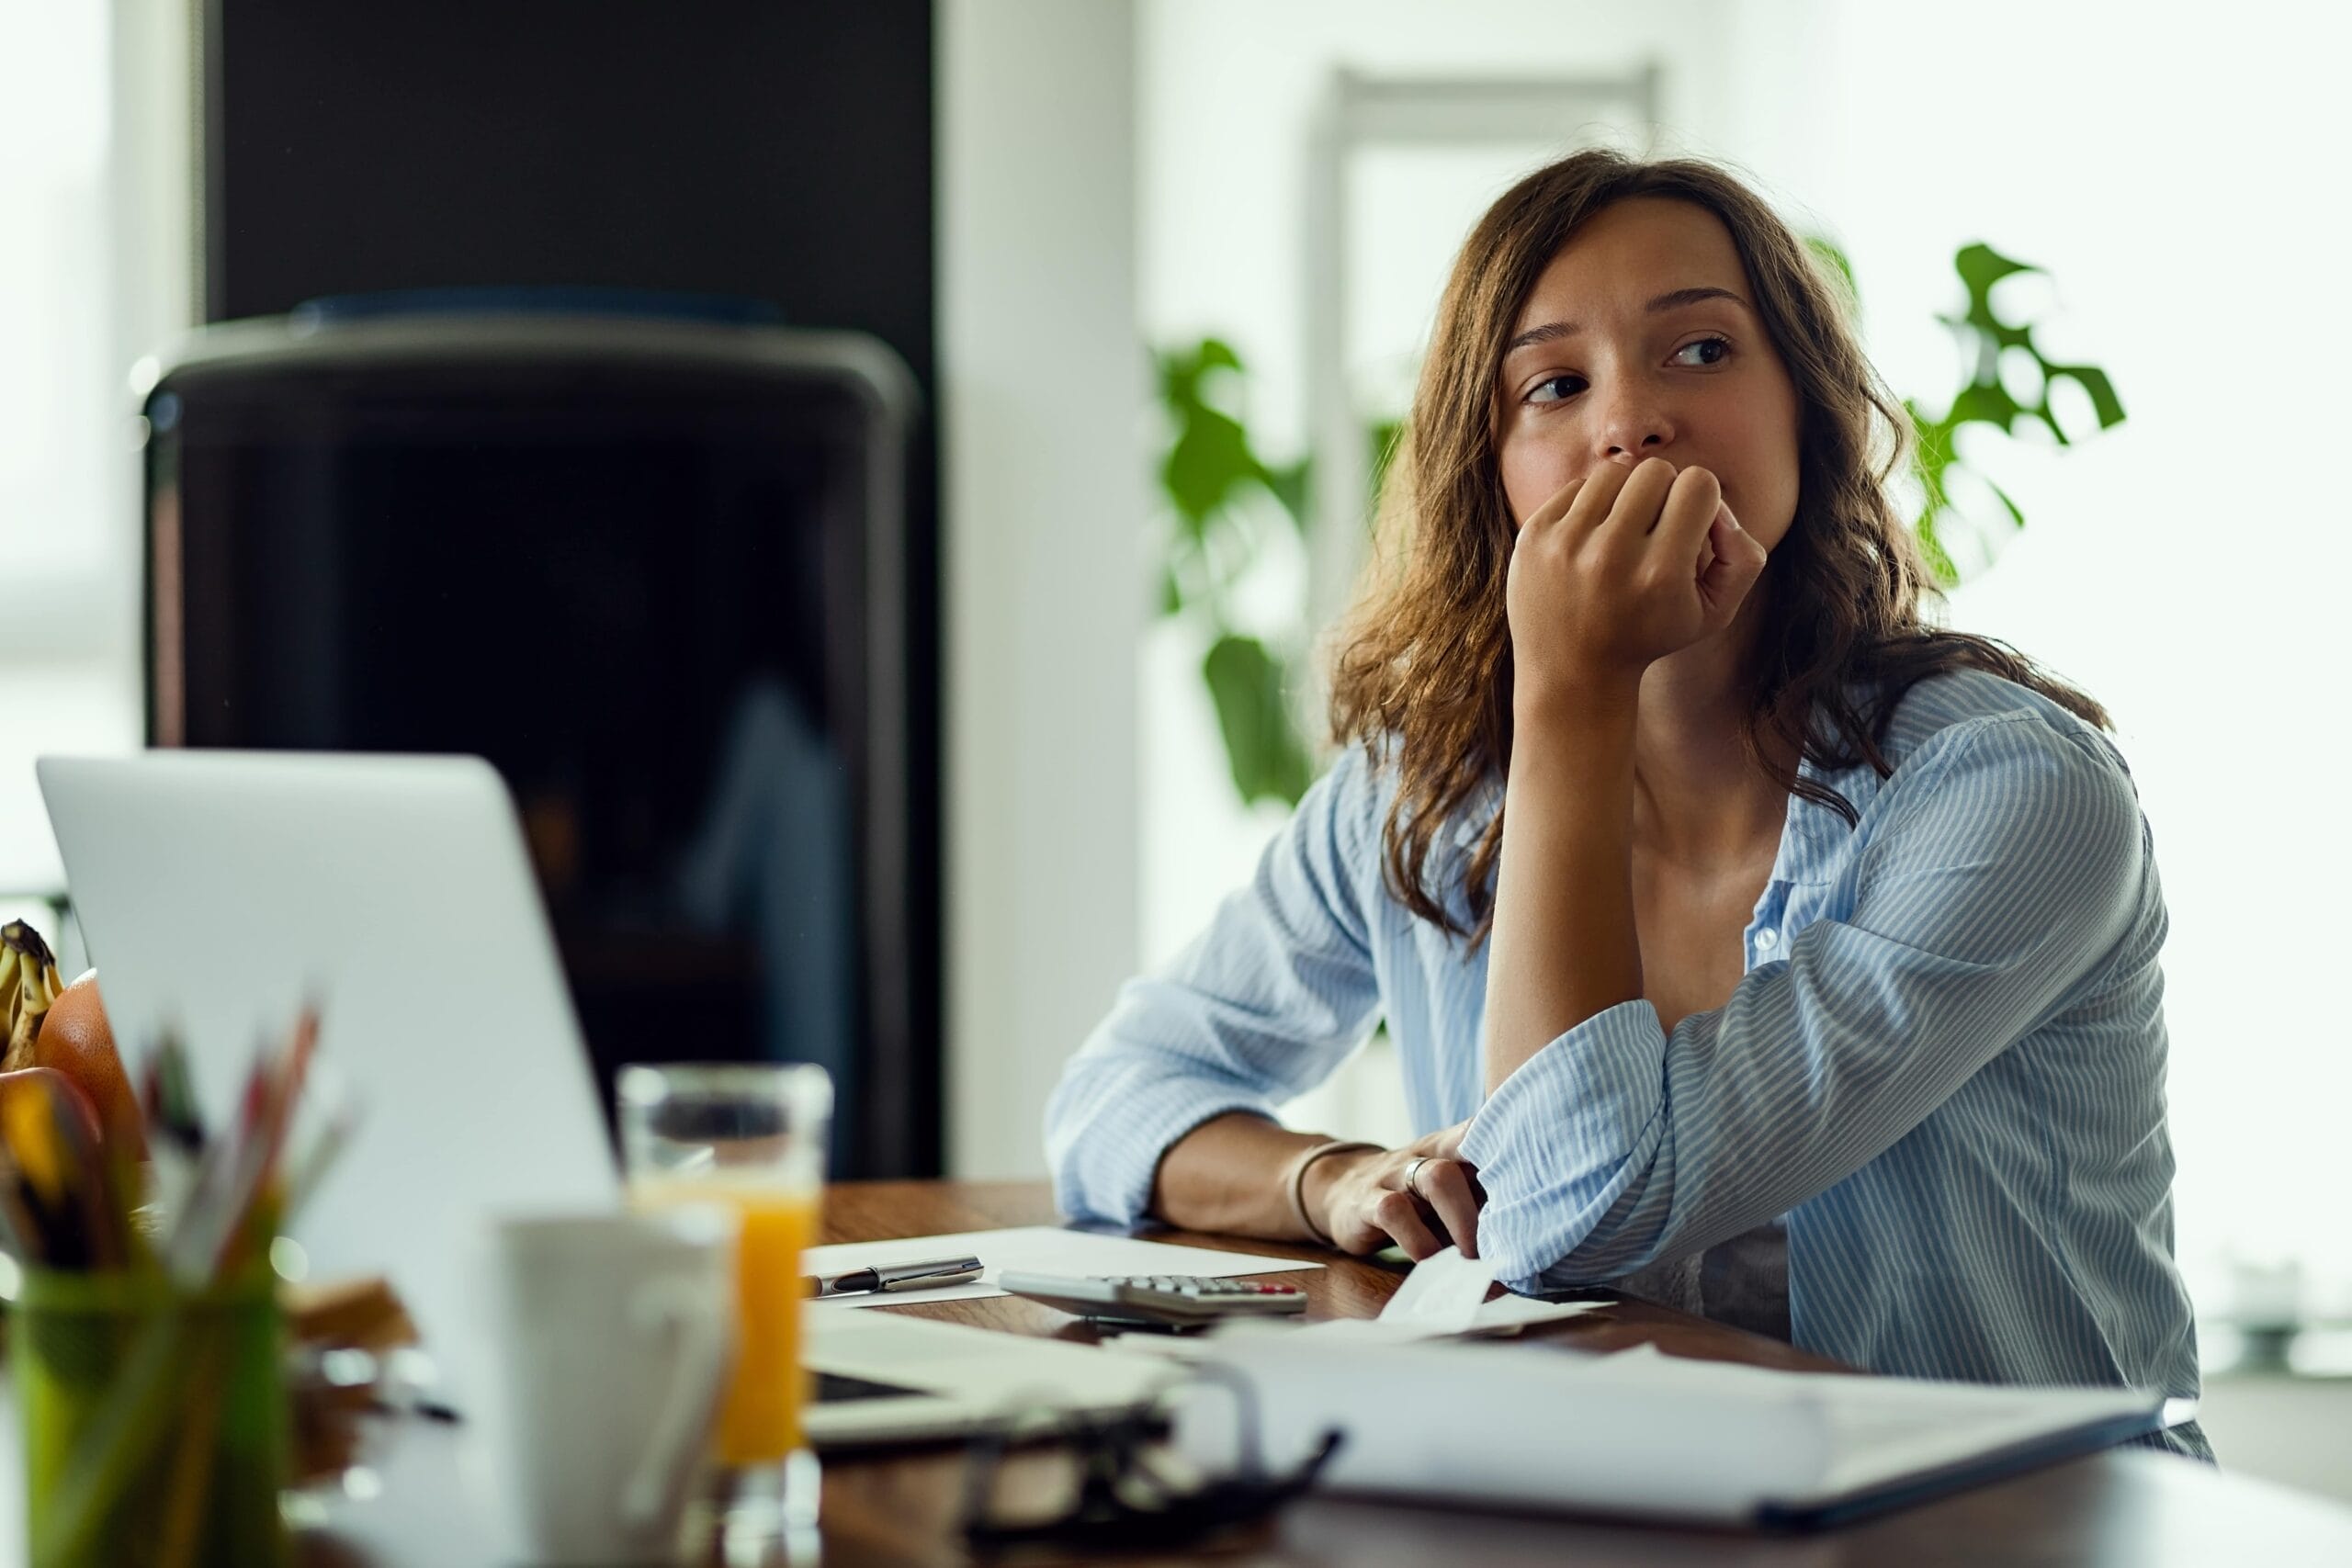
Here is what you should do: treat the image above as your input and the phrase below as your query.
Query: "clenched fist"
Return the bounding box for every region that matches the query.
[1506,456,1770,708]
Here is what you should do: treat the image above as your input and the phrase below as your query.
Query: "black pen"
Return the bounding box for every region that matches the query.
[803,1254,984,1298]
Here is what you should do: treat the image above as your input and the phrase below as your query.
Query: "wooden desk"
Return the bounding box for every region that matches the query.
[316,1180,2352,1566]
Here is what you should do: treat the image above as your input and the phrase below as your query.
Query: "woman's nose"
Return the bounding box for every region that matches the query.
[1594,386,1676,462]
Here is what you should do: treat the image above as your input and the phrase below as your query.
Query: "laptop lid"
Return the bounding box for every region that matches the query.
[35,750,619,1389]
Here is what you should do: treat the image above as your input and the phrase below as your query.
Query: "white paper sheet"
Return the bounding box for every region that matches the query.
[802,1225,1323,1307]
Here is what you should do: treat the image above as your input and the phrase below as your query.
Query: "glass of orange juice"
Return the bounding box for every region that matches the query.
[617,1062,831,1548]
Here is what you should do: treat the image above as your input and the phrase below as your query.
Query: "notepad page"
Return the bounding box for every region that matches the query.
[1179,1335,2163,1524]
[1799,1377,2158,1502]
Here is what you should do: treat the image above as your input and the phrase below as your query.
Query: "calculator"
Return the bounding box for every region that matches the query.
[997,1271,1309,1327]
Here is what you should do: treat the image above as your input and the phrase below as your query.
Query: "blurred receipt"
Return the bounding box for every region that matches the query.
[1374,1246,1495,1333]
[1300,1247,1600,1342]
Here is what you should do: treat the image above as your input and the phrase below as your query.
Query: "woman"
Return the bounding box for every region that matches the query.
[1046,150,2206,1457]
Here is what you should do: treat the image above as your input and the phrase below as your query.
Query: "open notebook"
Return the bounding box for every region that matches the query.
[1174,1330,2184,1529]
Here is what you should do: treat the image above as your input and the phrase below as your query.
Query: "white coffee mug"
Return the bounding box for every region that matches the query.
[463,1206,738,1565]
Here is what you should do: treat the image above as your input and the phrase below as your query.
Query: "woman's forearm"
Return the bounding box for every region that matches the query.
[1148,1111,1367,1239]
[1481,682,1645,1093]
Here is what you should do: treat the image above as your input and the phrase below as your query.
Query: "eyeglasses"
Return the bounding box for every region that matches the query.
[956,1363,1343,1554]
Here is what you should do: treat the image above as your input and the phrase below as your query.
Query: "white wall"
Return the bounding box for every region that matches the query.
[938,0,1148,1179]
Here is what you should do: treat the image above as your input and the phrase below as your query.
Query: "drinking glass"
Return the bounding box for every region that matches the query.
[617,1062,831,1548]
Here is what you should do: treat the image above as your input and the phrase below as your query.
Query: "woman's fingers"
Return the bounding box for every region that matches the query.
[1415,1122,1470,1160]
[1696,502,1769,617]
[1598,456,1679,539]
[1413,1158,1481,1258]
[1552,457,1635,535]
[1521,474,1588,534]
[1652,464,1722,550]
[1374,1190,1443,1260]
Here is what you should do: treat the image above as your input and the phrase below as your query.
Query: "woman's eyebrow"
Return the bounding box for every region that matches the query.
[1503,287,1750,356]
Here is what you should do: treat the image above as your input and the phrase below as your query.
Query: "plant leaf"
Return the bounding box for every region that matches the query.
[1913,509,1961,589]
[2045,362,2126,432]
[1366,418,1405,513]
[1804,234,1861,320]
[1947,380,2026,436]
[1202,635,1311,807]
[1162,407,1258,536]
[1196,337,1242,374]
[1907,400,1955,513]
[1953,241,2038,301]
[1982,475,2026,531]
[1908,243,2124,585]
[1262,457,1312,533]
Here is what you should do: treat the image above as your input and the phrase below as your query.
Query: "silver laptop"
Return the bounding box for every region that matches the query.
[37,753,618,1381]
[37,750,1158,1438]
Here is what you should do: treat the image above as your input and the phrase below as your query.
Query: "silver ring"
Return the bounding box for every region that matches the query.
[1403,1156,1431,1197]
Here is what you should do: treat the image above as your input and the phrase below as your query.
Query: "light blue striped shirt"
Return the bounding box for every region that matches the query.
[1046,669,2209,1459]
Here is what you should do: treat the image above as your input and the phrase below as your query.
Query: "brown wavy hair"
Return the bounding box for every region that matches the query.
[1327,148,2110,945]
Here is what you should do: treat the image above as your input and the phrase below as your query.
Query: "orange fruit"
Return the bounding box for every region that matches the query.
[0,1066,104,1174]
[35,970,144,1156]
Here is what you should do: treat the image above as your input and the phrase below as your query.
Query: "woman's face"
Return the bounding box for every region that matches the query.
[1493,197,1803,555]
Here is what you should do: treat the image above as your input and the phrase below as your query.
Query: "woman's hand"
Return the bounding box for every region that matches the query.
[1505,456,1770,706]
[1303,1122,1483,1260]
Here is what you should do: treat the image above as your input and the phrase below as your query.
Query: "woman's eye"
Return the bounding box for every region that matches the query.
[1524,338,1730,405]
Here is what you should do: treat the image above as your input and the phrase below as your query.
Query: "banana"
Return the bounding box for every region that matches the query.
[0,920,64,1072]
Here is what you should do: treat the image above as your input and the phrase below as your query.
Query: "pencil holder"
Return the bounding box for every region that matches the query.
[13,1267,291,1568]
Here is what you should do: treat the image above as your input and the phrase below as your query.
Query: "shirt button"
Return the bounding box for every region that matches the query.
[1755,928,1779,950]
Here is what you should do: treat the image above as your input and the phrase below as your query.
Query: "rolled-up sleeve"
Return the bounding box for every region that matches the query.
[1460,713,2152,1290]
[1046,745,1385,1227]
